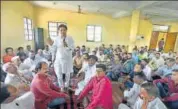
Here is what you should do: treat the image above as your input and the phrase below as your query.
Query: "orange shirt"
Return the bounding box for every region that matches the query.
[3,55,14,63]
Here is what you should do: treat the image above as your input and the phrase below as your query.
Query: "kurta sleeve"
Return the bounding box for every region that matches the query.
[37,80,66,98]
[66,37,75,51]
[49,39,57,62]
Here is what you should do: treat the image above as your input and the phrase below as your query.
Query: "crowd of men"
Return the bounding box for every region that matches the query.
[0,24,178,109]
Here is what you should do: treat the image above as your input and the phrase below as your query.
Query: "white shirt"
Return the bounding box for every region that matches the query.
[1,92,35,109]
[51,36,74,61]
[82,64,96,84]
[124,83,141,108]
[134,97,167,109]
[143,65,152,81]
[152,57,165,68]
[43,49,51,60]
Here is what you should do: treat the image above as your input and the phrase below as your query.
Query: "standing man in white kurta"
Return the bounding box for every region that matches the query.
[47,24,75,88]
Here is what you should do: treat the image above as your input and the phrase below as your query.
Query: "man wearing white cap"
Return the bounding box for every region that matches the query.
[11,56,33,79]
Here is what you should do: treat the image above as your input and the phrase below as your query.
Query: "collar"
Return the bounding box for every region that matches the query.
[96,76,105,81]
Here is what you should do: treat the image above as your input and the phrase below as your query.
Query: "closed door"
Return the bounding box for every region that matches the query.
[164,32,177,52]
[149,31,159,50]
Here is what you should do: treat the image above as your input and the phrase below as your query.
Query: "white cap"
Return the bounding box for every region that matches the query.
[2,62,11,72]
[11,56,19,62]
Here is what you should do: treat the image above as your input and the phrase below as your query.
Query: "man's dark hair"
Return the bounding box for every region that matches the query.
[134,72,147,81]
[5,47,13,53]
[96,64,106,71]
[88,55,98,61]
[172,69,178,73]
[82,45,85,48]
[161,38,164,40]
[18,47,23,51]
[57,24,67,31]
[156,52,161,55]
[35,61,47,73]
[141,82,159,97]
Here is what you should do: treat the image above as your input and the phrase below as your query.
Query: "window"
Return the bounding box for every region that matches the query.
[153,24,169,32]
[48,22,67,40]
[24,17,33,40]
[87,25,102,42]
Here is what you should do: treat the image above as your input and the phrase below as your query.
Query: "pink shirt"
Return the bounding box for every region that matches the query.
[78,76,113,109]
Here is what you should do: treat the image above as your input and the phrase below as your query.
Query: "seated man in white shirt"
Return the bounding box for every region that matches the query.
[43,45,52,61]
[120,73,147,109]
[151,52,165,69]
[35,49,50,66]
[141,59,152,81]
[11,56,33,80]
[119,82,167,109]
[75,55,98,95]
[133,82,167,109]
[3,63,35,109]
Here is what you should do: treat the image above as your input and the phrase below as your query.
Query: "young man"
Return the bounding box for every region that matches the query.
[75,55,97,95]
[141,59,152,81]
[158,38,164,52]
[151,52,165,68]
[133,82,167,109]
[25,45,32,57]
[31,62,69,109]
[123,53,135,79]
[17,47,27,62]
[43,45,52,61]
[153,69,178,109]
[48,24,75,88]
[3,47,15,63]
[123,73,147,108]
[156,58,176,77]
[119,73,147,109]
[73,50,83,75]
[77,64,113,109]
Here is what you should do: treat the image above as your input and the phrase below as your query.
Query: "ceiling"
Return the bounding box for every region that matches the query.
[30,1,178,22]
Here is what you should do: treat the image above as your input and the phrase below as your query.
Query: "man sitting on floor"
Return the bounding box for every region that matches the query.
[73,50,83,75]
[75,55,97,95]
[31,61,69,109]
[119,82,167,109]
[3,47,15,64]
[120,72,147,109]
[153,69,178,109]
[77,64,113,109]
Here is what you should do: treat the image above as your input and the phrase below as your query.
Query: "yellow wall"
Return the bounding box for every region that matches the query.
[34,6,131,48]
[1,1,35,55]
[1,1,178,55]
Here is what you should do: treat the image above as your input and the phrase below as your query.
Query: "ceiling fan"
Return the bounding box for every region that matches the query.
[71,5,86,14]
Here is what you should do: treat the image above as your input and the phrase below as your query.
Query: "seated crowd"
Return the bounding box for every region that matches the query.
[0,44,178,109]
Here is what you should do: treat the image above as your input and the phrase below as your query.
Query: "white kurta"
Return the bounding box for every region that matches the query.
[51,35,74,87]
[133,97,167,109]
[75,64,96,95]
[124,83,141,108]
[1,92,35,109]
[143,65,152,81]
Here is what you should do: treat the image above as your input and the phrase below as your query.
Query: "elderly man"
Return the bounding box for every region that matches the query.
[3,63,35,109]
[47,24,75,88]
[4,62,31,94]
[11,56,33,79]
[77,64,113,109]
